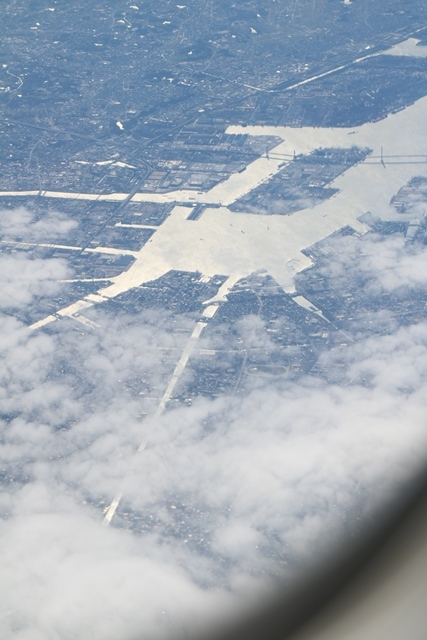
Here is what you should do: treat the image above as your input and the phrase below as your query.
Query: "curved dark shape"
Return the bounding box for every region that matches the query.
[197,467,427,640]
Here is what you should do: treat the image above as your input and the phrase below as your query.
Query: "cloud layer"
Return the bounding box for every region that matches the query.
[0,210,427,639]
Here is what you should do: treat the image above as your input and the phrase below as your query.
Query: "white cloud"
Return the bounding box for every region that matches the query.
[318,233,427,293]
[1,212,427,638]
[0,206,77,242]
[0,207,75,309]
[0,253,70,308]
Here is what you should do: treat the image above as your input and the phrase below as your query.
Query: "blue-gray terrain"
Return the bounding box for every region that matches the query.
[1,1,427,639]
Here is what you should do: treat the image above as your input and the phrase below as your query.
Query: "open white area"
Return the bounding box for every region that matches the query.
[293,296,331,323]
[382,37,427,58]
[0,239,138,257]
[89,246,137,257]
[227,95,427,220]
[96,199,366,304]
[91,96,427,305]
[201,140,294,206]
[114,222,158,230]
[0,240,83,252]
[75,160,137,169]
[8,93,427,329]
[0,190,127,201]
